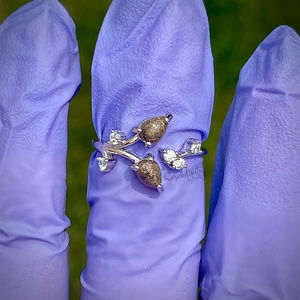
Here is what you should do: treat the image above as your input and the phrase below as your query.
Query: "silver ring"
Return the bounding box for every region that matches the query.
[93,114,172,193]
[159,138,207,170]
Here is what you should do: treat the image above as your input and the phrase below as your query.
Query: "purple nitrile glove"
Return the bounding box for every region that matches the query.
[0,1,81,299]
[80,0,213,299]
[199,25,300,299]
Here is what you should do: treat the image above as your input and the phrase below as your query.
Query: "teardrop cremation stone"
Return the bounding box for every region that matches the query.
[139,116,168,144]
[136,159,162,188]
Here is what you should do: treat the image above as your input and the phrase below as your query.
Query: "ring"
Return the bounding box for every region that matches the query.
[92,114,172,193]
[159,138,207,170]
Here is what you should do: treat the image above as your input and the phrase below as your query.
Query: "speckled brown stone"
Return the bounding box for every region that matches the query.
[136,159,162,188]
[139,116,168,144]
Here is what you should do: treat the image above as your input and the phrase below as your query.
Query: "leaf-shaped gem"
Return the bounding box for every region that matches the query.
[136,159,162,189]
[138,116,169,145]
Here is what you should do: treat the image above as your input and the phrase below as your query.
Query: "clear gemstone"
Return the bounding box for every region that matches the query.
[109,131,122,145]
[97,157,108,171]
[190,142,202,154]
[172,157,186,170]
[162,149,177,164]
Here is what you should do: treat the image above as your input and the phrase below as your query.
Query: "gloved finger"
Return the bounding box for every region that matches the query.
[0,0,81,299]
[199,25,300,299]
[80,0,214,299]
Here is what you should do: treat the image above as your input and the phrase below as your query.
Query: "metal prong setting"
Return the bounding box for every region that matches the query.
[159,138,207,170]
[132,127,143,133]
[92,114,172,192]
[165,114,173,122]
[130,163,140,172]
[157,184,164,193]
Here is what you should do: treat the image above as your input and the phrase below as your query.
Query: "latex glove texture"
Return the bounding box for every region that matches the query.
[199,26,300,299]
[0,1,81,299]
[80,0,214,299]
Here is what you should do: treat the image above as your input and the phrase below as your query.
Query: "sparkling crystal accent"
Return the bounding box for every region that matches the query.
[139,116,168,144]
[97,157,108,171]
[172,157,186,170]
[162,150,177,164]
[190,141,202,154]
[109,131,123,145]
[136,159,162,188]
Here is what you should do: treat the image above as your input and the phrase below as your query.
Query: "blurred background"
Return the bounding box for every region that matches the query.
[0,0,299,299]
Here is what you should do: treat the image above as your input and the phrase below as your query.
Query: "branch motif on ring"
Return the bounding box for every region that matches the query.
[93,114,173,193]
[159,139,208,170]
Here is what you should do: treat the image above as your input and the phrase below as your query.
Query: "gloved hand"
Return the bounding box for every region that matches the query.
[199,25,300,299]
[0,1,81,299]
[80,0,214,299]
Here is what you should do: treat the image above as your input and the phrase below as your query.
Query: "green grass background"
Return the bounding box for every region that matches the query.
[0,0,299,299]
